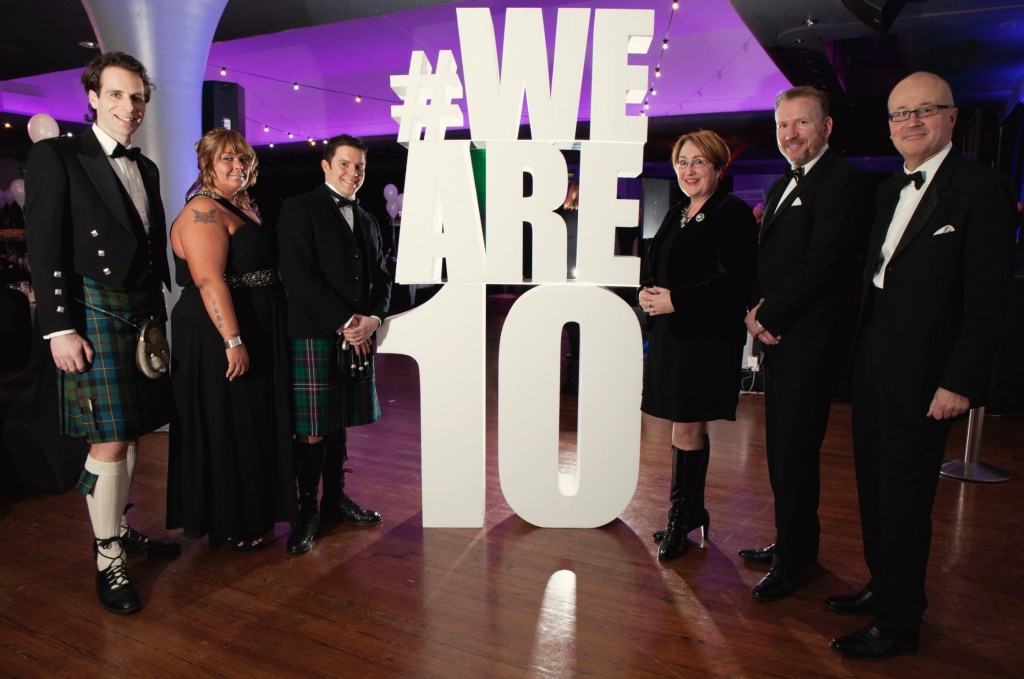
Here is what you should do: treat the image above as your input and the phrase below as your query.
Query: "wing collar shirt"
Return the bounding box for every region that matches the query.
[872,142,952,289]
[92,124,151,235]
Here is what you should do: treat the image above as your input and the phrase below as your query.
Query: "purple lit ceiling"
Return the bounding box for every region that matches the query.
[0,0,791,146]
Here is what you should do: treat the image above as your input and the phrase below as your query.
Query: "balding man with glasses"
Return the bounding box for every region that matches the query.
[828,71,1015,661]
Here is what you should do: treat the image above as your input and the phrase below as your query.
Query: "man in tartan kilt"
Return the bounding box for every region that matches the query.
[278,134,392,555]
[25,52,180,615]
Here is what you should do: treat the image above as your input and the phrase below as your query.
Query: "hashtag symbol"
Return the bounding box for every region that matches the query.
[391,50,464,144]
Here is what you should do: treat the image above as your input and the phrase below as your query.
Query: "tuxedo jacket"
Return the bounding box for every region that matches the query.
[644,186,757,344]
[277,184,392,338]
[25,127,170,337]
[857,148,1013,421]
[756,148,871,372]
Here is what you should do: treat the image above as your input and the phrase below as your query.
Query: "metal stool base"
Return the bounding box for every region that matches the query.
[940,460,1011,483]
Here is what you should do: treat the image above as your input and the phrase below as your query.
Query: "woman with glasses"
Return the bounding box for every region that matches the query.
[640,130,757,561]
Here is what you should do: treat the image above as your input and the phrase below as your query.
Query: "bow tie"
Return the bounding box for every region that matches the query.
[334,194,359,208]
[900,170,925,190]
[110,143,141,161]
[784,165,804,183]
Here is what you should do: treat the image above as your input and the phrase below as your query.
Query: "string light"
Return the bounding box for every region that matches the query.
[207,63,400,146]
[662,38,669,50]
[269,142,274,148]
[650,87,657,96]
[655,67,661,78]
[672,0,679,9]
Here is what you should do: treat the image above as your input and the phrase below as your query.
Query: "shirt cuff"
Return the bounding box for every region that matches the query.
[44,329,77,340]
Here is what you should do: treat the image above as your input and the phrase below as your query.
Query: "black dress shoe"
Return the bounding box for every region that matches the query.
[94,540,141,615]
[121,525,182,557]
[831,624,918,660]
[738,542,775,564]
[826,589,876,615]
[322,494,382,525]
[752,567,798,601]
[286,514,321,555]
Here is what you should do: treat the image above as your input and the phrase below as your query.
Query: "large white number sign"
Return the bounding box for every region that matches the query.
[378,7,652,527]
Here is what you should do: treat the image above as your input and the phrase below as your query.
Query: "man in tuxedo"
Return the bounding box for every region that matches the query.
[278,134,392,555]
[829,72,1013,660]
[25,52,179,615]
[740,86,869,600]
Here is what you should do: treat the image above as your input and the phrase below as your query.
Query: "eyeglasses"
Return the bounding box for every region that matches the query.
[888,105,954,123]
[675,157,710,169]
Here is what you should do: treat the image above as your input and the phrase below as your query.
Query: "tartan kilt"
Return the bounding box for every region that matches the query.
[290,337,381,437]
[59,278,170,443]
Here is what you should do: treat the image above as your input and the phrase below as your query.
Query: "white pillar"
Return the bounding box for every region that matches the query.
[82,0,229,311]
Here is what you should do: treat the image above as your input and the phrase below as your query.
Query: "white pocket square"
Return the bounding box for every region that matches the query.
[792,197,802,206]
[933,225,955,235]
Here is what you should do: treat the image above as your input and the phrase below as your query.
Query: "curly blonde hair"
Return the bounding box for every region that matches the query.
[185,128,259,211]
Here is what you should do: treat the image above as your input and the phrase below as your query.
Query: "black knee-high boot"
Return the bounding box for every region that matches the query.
[320,428,381,525]
[658,439,711,562]
[287,440,325,555]
[652,446,686,542]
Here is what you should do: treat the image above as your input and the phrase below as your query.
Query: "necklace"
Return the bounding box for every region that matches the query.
[191,188,224,201]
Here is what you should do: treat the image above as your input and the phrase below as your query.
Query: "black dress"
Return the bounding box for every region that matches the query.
[641,186,758,423]
[167,196,296,540]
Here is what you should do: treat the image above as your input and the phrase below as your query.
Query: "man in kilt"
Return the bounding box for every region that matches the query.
[278,134,392,555]
[25,52,180,614]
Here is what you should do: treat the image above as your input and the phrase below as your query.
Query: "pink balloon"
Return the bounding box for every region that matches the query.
[386,199,399,218]
[396,193,404,210]
[383,183,399,202]
[27,113,60,143]
[9,178,26,207]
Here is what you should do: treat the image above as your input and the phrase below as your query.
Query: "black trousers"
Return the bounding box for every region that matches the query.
[851,310,952,635]
[762,360,840,574]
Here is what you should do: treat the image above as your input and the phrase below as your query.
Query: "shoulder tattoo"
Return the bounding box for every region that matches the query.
[192,208,217,224]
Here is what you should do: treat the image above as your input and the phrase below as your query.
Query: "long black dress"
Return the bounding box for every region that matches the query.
[641,186,757,423]
[167,196,296,540]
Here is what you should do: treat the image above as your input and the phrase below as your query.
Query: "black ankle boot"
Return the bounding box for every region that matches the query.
[94,537,141,614]
[287,441,325,555]
[320,429,381,525]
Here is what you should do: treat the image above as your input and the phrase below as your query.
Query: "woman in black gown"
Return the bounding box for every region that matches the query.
[167,129,295,550]
[640,130,757,561]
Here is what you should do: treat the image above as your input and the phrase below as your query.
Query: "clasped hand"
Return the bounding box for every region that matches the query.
[342,314,380,356]
[639,286,674,316]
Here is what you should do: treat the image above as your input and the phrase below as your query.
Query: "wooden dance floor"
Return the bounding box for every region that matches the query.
[1,295,1021,678]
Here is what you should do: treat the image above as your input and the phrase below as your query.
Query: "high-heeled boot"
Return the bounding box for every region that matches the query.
[658,440,712,561]
[287,440,325,555]
[653,446,686,543]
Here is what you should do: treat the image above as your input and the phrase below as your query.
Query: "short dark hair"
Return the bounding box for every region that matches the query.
[81,52,154,123]
[323,134,368,164]
[774,86,829,121]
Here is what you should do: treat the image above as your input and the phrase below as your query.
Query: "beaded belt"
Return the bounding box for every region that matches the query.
[224,269,277,288]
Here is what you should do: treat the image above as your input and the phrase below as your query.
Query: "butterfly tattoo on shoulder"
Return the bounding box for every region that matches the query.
[192,208,217,224]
